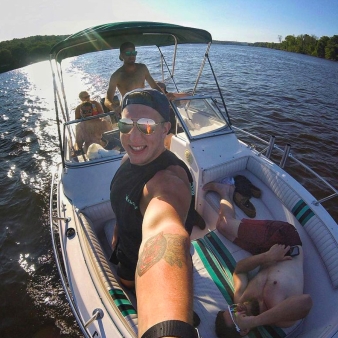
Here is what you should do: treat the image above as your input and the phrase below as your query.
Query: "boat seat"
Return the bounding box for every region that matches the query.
[202,155,338,289]
[191,230,303,338]
[78,212,138,336]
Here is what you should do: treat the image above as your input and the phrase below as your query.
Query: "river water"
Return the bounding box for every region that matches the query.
[0,44,337,337]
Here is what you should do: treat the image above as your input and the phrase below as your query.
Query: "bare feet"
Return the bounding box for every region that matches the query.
[203,182,235,201]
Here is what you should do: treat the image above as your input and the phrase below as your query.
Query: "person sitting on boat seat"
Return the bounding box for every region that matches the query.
[104,42,174,113]
[75,91,103,119]
[74,102,113,155]
[109,88,203,337]
[203,181,313,337]
[156,81,189,149]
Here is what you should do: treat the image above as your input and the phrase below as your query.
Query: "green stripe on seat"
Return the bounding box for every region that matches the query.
[109,289,137,316]
[195,232,286,338]
[192,239,234,304]
[292,199,314,226]
[204,231,236,280]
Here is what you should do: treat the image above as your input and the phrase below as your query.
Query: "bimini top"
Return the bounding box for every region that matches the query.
[50,21,212,63]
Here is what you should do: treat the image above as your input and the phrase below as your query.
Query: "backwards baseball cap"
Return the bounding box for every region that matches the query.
[121,88,170,122]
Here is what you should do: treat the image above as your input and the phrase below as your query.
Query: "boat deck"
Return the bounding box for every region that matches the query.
[70,158,338,338]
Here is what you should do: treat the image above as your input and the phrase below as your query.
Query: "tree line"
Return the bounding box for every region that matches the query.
[250,34,338,61]
[0,35,68,74]
[1,33,337,74]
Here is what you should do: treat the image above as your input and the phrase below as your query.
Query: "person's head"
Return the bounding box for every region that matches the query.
[79,91,90,101]
[119,42,137,63]
[215,300,260,338]
[80,101,93,118]
[119,88,171,165]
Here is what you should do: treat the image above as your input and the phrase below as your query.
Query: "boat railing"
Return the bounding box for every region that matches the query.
[49,167,96,338]
[232,126,338,206]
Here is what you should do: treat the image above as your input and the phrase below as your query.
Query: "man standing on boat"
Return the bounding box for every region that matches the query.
[202,182,312,337]
[110,88,199,337]
[104,42,167,113]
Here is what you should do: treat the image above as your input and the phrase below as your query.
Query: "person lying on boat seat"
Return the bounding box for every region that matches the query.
[75,91,103,119]
[74,102,113,154]
[109,88,203,337]
[203,181,313,338]
[104,42,174,113]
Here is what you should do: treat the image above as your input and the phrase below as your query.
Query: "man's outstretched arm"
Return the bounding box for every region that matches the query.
[136,166,194,337]
[236,294,312,329]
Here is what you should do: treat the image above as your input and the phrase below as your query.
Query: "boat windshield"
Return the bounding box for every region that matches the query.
[63,113,124,164]
[172,97,230,138]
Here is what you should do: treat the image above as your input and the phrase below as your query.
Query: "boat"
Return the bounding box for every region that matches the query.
[49,22,338,338]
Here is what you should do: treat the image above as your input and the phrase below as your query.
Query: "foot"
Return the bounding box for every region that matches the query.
[193,311,201,327]
[193,210,206,230]
[203,182,235,201]
[234,175,261,198]
[233,191,256,218]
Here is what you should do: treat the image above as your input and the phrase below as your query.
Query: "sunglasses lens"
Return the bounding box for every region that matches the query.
[137,118,156,135]
[118,119,133,133]
[229,304,237,313]
[125,51,137,56]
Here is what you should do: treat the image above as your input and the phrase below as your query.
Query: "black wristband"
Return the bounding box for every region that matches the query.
[141,320,198,338]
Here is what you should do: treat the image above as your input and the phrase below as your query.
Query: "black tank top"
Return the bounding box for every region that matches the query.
[110,150,195,268]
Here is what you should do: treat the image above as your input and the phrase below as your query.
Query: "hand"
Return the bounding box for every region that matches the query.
[166,92,176,100]
[267,244,292,263]
[233,311,253,332]
[72,149,82,157]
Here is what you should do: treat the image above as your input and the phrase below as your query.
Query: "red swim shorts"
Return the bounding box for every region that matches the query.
[233,219,302,255]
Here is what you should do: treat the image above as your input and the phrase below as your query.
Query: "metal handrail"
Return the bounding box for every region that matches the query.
[232,126,338,205]
[49,166,92,338]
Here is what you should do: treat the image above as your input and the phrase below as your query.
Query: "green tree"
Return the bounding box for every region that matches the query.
[28,43,50,62]
[303,34,317,55]
[284,35,297,52]
[0,49,12,65]
[325,35,338,60]
[316,36,330,58]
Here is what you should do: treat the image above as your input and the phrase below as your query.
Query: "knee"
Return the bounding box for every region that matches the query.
[120,278,135,289]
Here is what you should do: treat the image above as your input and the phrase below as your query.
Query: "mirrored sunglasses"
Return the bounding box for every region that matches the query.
[125,50,137,56]
[228,304,241,333]
[118,118,164,135]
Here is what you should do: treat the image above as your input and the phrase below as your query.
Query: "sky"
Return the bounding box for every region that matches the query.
[1,0,337,43]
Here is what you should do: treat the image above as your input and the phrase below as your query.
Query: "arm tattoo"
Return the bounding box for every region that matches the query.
[137,232,188,277]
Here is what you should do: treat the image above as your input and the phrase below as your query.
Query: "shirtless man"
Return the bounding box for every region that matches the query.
[75,102,112,154]
[203,182,312,337]
[104,42,164,112]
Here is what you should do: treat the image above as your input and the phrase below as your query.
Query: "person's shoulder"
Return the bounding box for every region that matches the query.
[150,163,189,189]
[110,66,124,78]
[136,63,148,70]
